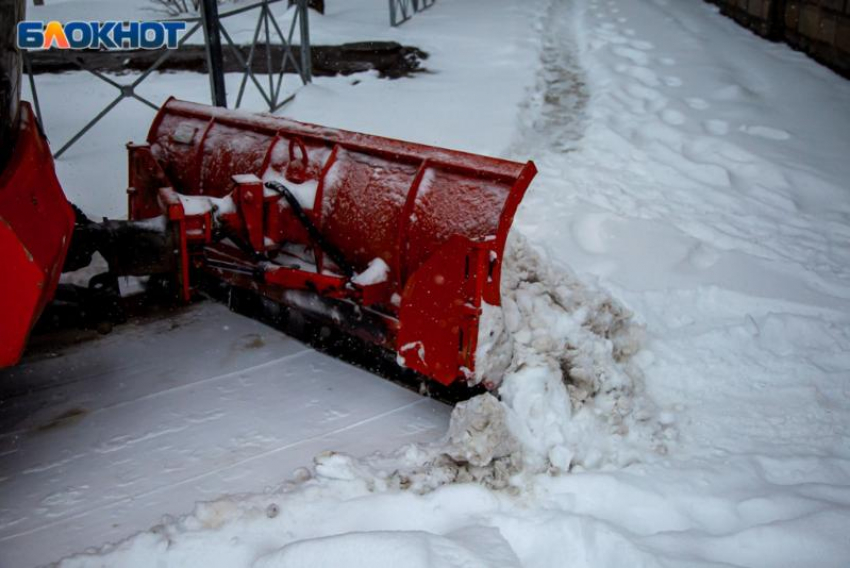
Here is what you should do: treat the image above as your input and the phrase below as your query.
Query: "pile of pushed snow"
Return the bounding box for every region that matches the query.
[469,235,668,473]
[311,234,669,490]
[304,234,670,492]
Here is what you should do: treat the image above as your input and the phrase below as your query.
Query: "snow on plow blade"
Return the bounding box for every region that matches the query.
[130,99,536,386]
[0,103,75,367]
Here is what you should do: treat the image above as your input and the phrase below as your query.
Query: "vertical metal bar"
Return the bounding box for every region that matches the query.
[200,0,227,107]
[263,4,274,105]
[298,0,312,83]
[389,0,396,26]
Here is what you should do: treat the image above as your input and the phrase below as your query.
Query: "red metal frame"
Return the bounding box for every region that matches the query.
[128,99,537,386]
[0,103,75,367]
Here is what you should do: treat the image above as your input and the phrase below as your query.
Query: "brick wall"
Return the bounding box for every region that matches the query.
[707,0,850,78]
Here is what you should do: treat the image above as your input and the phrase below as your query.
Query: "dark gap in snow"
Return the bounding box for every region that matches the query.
[27,42,429,80]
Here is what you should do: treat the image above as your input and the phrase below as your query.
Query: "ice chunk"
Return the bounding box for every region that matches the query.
[445,394,519,468]
[352,258,390,286]
[473,302,512,387]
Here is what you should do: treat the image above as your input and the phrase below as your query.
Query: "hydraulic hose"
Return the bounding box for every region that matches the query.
[264,180,354,278]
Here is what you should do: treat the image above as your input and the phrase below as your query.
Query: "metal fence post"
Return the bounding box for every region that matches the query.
[200,0,227,107]
[388,0,397,27]
[298,0,312,83]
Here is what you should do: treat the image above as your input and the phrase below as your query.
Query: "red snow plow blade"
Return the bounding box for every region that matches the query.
[0,102,75,367]
[129,99,536,386]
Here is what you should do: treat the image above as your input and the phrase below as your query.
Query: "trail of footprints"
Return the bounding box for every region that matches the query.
[576,0,849,274]
[588,0,792,142]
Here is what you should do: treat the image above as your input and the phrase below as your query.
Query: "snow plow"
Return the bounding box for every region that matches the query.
[2,97,536,389]
[128,99,537,386]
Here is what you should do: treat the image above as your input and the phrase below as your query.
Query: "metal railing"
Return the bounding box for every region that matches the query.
[24,0,312,159]
[388,0,435,27]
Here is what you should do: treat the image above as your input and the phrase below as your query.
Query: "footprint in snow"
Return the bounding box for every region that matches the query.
[571,213,613,255]
[625,84,668,115]
[740,125,791,141]
[712,84,747,100]
[616,64,661,87]
[686,97,710,110]
[613,46,650,65]
[630,39,654,50]
[661,109,686,126]
[703,119,729,136]
[686,242,720,270]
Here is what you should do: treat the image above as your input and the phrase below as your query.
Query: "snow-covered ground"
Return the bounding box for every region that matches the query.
[4,0,850,566]
[0,303,450,567]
